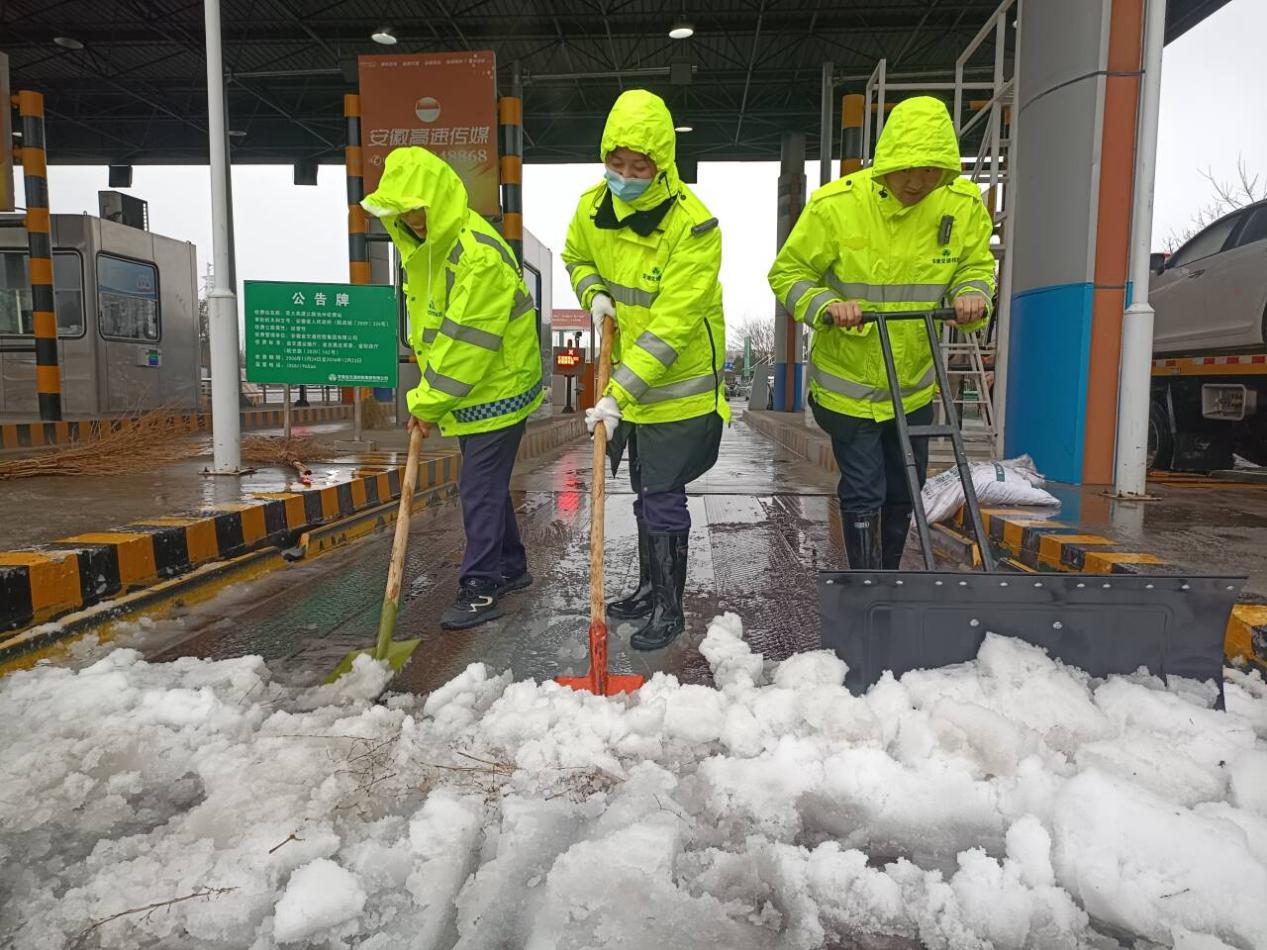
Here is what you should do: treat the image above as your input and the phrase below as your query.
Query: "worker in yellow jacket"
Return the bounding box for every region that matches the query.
[768,96,996,570]
[363,147,542,629]
[563,89,728,651]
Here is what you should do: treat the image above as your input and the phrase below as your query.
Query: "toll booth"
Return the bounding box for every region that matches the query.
[0,204,200,416]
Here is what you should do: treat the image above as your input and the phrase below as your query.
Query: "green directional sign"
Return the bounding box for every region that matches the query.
[244,280,398,386]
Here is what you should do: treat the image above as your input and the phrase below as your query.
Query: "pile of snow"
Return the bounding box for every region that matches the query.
[922,455,1060,524]
[2,616,1266,949]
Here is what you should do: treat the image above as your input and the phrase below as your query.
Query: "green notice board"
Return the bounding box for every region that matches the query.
[244,280,398,386]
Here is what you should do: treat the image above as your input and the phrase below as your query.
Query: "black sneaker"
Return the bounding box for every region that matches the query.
[498,571,534,596]
[440,580,503,630]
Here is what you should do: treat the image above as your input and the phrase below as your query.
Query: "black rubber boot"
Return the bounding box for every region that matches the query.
[630,532,688,651]
[881,505,914,570]
[842,510,883,570]
[440,579,503,630]
[608,523,653,620]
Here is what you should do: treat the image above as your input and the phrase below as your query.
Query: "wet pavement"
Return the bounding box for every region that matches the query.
[0,421,457,550]
[147,409,861,691]
[1044,474,1267,600]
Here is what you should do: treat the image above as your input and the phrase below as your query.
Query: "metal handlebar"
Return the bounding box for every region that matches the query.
[819,307,957,327]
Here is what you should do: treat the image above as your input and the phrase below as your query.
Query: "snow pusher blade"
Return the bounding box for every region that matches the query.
[813,309,1243,704]
[819,570,1244,700]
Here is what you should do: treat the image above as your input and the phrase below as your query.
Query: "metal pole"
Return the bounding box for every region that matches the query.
[991,4,1020,458]
[819,62,833,187]
[1114,0,1167,498]
[16,91,61,421]
[773,133,806,413]
[284,384,292,439]
[203,0,241,472]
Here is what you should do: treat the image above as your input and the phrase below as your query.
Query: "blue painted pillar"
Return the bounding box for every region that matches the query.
[1004,0,1146,485]
[773,132,806,412]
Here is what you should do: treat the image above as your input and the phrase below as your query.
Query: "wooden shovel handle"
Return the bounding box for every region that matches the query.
[384,426,424,608]
[590,315,616,625]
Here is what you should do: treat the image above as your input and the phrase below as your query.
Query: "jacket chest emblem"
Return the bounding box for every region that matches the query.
[931,246,961,266]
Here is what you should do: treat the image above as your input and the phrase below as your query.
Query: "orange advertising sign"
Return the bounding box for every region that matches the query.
[358,51,499,217]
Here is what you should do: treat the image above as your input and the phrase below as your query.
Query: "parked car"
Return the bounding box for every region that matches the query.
[1147,199,1267,470]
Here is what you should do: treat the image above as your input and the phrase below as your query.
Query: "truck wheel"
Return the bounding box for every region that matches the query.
[1148,399,1174,471]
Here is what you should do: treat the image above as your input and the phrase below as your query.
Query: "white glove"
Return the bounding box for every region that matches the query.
[584,395,622,441]
[590,294,615,351]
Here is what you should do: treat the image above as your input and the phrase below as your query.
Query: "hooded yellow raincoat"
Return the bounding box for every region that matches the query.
[562,90,729,426]
[363,147,542,436]
[768,96,996,421]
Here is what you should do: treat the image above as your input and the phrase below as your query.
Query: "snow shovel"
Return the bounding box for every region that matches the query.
[815,309,1245,700]
[326,425,424,683]
[556,314,645,696]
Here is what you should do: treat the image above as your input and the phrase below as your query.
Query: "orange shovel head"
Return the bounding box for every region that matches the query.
[555,620,645,695]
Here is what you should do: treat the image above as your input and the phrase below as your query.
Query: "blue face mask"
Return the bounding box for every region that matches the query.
[604,168,653,202]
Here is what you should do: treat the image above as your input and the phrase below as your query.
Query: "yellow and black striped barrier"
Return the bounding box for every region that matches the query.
[839,93,864,177]
[498,92,524,266]
[0,457,463,640]
[16,90,62,422]
[345,94,371,286]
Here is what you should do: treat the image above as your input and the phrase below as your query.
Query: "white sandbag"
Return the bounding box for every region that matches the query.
[921,454,1060,524]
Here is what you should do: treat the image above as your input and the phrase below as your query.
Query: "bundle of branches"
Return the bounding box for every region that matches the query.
[240,436,338,485]
[360,395,391,430]
[0,410,198,480]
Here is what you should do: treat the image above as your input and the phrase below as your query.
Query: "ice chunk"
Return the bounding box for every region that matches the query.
[272,859,366,943]
[1052,770,1267,947]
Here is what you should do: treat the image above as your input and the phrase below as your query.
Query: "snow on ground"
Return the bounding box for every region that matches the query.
[2,616,1266,950]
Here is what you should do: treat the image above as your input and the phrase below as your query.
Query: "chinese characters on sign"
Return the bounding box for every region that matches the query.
[553,347,584,377]
[244,281,398,387]
[358,50,499,217]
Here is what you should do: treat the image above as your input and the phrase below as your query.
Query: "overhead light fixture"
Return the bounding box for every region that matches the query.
[668,21,694,40]
[53,36,84,50]
[371,27,398,45]
[674,125,693,133]
[228,129,247,138]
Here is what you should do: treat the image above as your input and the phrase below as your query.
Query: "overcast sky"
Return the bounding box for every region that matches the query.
[19,0,1266,337]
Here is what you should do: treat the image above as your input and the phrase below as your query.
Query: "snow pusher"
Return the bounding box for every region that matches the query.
[816,310,1245,702]
[556,314,645,696]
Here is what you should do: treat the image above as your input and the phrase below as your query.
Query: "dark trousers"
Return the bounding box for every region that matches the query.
[811,398,934,513]
[628,429,691,534]
[457,421,527,585]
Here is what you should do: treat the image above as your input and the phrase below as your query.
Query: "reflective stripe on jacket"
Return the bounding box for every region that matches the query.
[767,96,996,421]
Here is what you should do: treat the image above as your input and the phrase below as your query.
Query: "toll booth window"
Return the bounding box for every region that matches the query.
[97,254,160,341]
[0,251,86,338]
[523,261,543,340]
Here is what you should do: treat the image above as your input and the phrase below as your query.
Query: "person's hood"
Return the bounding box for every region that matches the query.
[599,89,680,213]
[870,96,961,186]
[361,147,468,255]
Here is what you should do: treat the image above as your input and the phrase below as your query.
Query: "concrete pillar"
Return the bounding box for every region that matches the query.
[773,133,806,413]
[1005,0,1146,485]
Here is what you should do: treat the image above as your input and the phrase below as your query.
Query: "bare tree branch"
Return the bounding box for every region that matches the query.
[726,315,776,368]
[1166,155,1266,252]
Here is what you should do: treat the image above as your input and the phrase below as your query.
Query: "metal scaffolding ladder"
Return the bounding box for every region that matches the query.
[859,0,1020,456]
